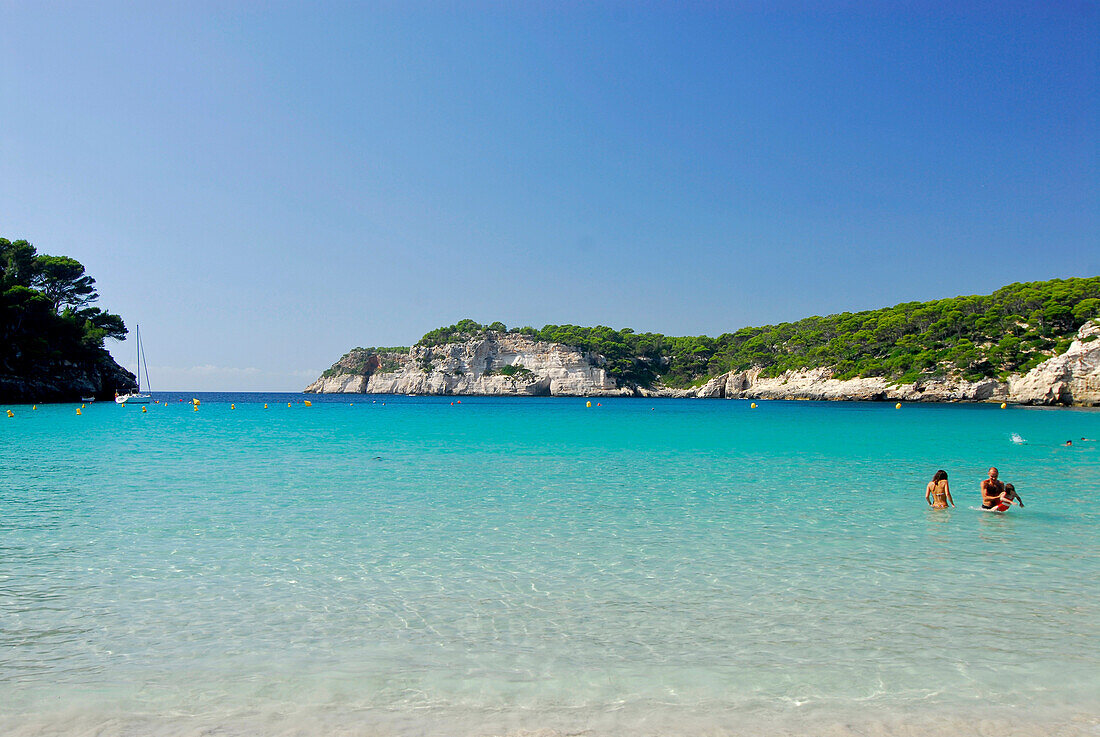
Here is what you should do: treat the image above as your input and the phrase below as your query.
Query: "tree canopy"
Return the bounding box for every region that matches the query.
[1,237,128,391]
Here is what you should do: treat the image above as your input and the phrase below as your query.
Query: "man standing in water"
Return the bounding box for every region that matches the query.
[981,467,1005,509]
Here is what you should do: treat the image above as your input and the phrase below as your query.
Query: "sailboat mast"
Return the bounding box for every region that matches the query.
[135,324,141,393]
[139,328,151,394]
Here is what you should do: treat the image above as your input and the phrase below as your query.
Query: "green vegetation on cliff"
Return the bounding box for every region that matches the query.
[1,237,132,401]
[418,277,1100,388]
[321,346,409,378]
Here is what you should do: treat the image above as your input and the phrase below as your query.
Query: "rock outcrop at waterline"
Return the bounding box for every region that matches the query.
[0,355,136,404]
[305,334,631,397]
[306,322,1100,405]
[1008,320,1100,404]
[645,367,1012,403]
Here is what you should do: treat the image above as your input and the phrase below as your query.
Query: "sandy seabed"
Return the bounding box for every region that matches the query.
[2,704,1098,737]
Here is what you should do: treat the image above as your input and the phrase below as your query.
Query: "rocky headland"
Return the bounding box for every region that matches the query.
[1,236,137,403]
[307,334,631,397]
[306,321,1100,406]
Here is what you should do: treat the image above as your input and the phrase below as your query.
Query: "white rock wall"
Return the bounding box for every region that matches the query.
[1009,321,1100,405]
[307,334,631,396]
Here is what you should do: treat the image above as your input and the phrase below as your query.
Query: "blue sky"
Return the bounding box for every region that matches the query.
[2,2,1097,390]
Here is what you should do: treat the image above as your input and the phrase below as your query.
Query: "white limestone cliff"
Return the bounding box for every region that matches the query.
[707,367,1008,402]
[304,334,631,397]
[1008,320,1100,405]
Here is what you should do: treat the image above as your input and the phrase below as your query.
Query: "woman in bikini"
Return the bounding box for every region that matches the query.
[925,470,954,509]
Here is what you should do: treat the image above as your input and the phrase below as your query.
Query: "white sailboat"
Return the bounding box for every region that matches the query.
[115,324,153,405]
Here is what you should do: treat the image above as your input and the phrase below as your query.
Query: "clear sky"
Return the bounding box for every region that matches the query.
[2,2,1097,390]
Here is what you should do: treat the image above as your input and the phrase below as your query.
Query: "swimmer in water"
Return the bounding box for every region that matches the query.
[981,467,1005,510]
[925,469,954,509]
[1001,483,1024,508]
[1064,440,1073,447]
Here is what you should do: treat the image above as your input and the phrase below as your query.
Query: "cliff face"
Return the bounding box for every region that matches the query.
[307,322,1100,405]
[1009,320,1100,404]
[0,351,136,403]
[305,334,631,397]
[659,366,1011,402]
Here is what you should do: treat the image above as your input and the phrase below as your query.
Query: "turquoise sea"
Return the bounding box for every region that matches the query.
[2,394,1098,736]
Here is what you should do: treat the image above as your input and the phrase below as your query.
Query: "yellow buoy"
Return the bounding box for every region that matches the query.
[750,402,757,409]
[895,402,902,409]
[32,405,37,410]
[6,410,13,417]
[81,404,86,409]
[264,403,268,409]
[586,401,592,408]
[231,403,236,410]
[192,398,200,406]
[193,405,198,411]
[142,406,147,413]
[1000,402,1007,409]
[287,402,291,408]
[76,408,82,415]
[304,400,312,407]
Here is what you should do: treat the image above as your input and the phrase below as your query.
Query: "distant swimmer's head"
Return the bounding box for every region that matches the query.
[988,467,999,479]
[1064,440,1073,446]
[932,470,947,482]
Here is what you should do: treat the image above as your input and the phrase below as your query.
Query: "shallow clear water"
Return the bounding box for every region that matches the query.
[2,394,1098,736]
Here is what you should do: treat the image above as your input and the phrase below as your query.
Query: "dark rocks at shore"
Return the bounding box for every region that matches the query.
[0,354,136,404]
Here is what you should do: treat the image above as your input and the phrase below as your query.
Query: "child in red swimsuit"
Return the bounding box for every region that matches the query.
[991,483,1025,511]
